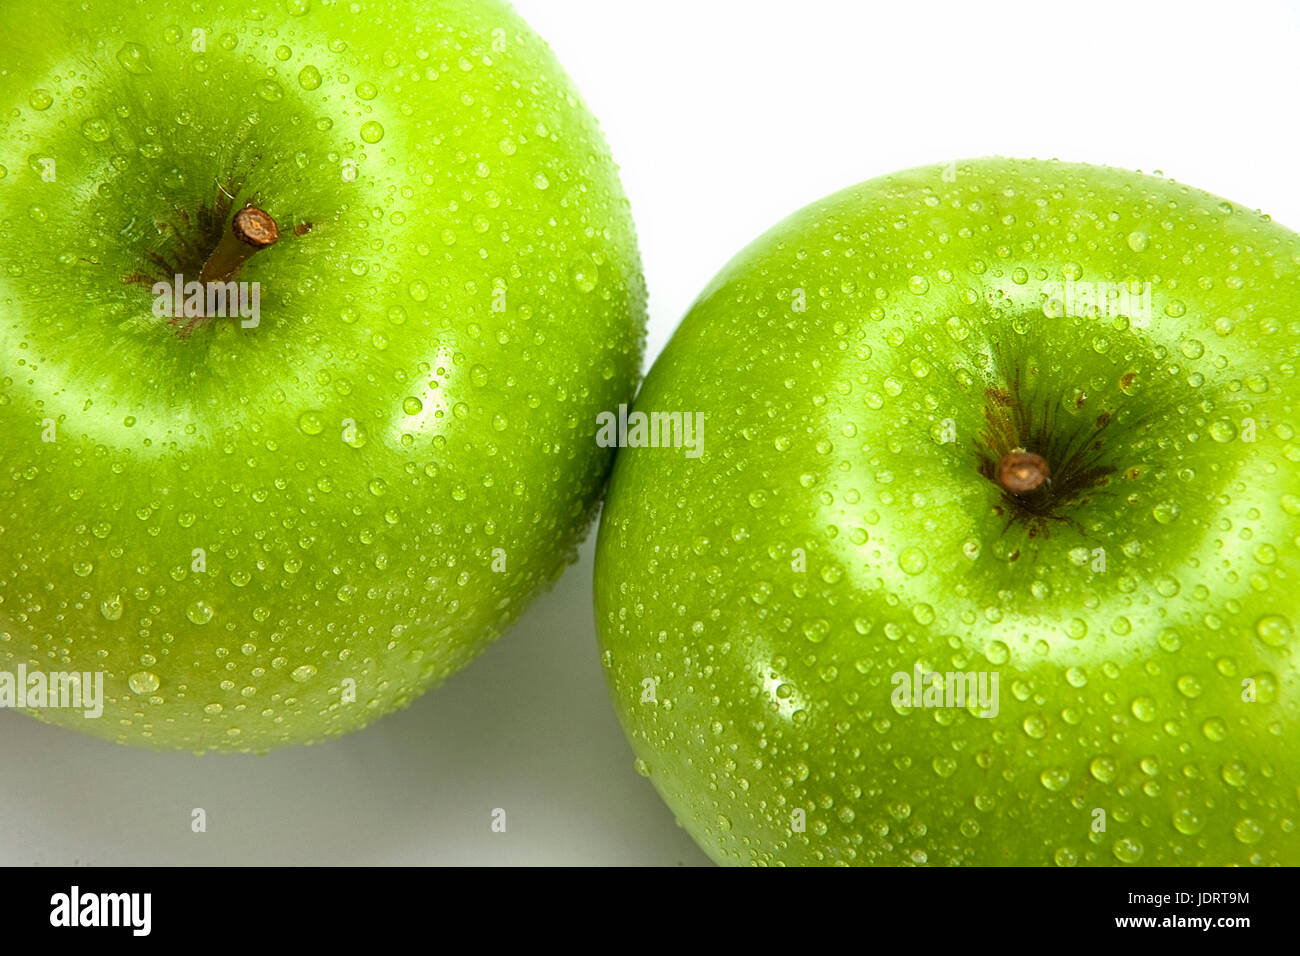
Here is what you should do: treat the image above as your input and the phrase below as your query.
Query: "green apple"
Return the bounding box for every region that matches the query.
[595,158,1299,865]
[0,0,645,751]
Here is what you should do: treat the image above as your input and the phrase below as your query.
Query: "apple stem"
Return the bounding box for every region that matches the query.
[997,450,1050,495]
[198,206,280,286]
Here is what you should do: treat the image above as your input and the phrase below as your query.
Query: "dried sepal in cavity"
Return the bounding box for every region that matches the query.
[997,449,1050,495]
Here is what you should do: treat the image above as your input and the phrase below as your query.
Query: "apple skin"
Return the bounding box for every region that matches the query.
[595,158,1300,865]
[0,0,645,751]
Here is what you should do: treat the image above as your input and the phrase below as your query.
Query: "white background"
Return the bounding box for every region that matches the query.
[4,0,1299,866]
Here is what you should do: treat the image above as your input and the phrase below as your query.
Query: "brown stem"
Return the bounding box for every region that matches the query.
[199,206,279,285]
[997,449,1050,495]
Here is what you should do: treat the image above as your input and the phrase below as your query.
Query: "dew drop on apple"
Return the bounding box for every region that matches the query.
[1088,756,1117,784]
[1039,768,1070,791]
[1126,230,1148,252]
[1201,717,1227,741]
[1130,696,1157,722]
[983,640,1010,665]
[186,601,214,625]
[1022,713,1048,739]
[1151,500,1180,524]
[1220,760,1247,787]
[29,89,53,110]
[1053,847,1078,867]
[633,758,652,777]
[1255,614,1292,647]
[255,80,284,102]
[128,671,160,695]
[115,42,151,74]
[897,546,928,575]
[1111,837,1144,863]
[297,411,325,435]
[298,65,323,90]
[572,261,599,292]
[99,595,123,621]
[360,120,385,143]
[1208,419,1237,442]
[1171,807,1206,835]
[1233,818,1265,844]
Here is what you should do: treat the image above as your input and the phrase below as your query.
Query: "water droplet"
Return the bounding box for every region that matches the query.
[1022,713,1048,739]
[99,595,124,620]
[115,42,152,74]
[128,671,160,694]
[1089,756,1117,783]
[1126,230,1148,252]
[291,664,317,682]
[360,120,385,143]
[898,547,928,575]
[1112,837,1144,863]
[1233,818,1264,844]
[1221,761,1247,787]
[1130,697,1157,722]
[298,65,322,90]
[1152,500,1181,524]
[29,89,53,110]
[255,79,284,102]
[81,118,111,143]
[1201,717,1227,741]
[1256,614,1291,647]
[572,261,599,292]
[1172,807,1206,835]
[1040,768,1070,791]
[1208,419,1237,443]
[186,601,214,624]
[634,758,652,777]
[297,411,325,435]
[356,81,378,100]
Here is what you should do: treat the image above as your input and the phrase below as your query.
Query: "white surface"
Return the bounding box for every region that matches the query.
[5,0,1300,866]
